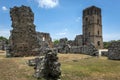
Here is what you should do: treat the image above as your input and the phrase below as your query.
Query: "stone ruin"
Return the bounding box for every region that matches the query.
[9,5,41,56]
[28,48,61,80]
[108,42,120,60]
[56,37,98,56]
[8,5,53,57]
[57,38,70,53]
[54,6,104,55]
[8,5,103,57]
[37,32,53,48]
[74,35,83,46]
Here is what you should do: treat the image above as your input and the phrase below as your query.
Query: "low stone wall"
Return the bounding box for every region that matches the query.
[108,42,120,60]
[58,43,98,56]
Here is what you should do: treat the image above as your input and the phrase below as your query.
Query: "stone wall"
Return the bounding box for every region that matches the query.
[56,37,98,55]
[37,32,53,48]
[74,35,83,46]
[108,42,120,60]
[69,43,98,56]
[9,5,41,56]
[57,38,70,53]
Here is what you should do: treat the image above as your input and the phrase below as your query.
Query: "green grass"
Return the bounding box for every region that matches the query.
[61,57,120,80]
[0,52,120,80]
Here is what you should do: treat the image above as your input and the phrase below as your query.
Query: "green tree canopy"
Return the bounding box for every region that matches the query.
[0,36,8,40]
[53,39,59,45]
[0,36,8,44]
[103,40,120,49]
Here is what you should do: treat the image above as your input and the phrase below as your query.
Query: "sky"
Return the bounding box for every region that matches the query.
[0,0,120,41]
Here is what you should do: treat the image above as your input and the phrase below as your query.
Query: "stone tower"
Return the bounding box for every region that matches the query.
[82,6,103,49]
[9,5,40,56]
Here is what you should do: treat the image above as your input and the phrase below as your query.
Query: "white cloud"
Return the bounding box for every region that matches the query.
[36,0,59,8]
[76,17,81,22]
[2,6,8,11]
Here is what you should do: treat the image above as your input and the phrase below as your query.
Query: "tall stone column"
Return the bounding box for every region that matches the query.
[9,5,41,56]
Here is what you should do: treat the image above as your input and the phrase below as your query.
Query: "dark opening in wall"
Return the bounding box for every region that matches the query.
[98,31,99,35]
[97,19,99,24]
[97,41,100,46]
[89,32,90,36]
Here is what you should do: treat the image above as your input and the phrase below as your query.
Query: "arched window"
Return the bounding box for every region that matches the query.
[98,31,99,35]
[97,41,100,46]
[89,32,90,36]
[93,9,97,14]
[97,19,99,24]
[85,17,88,22]
[87,11,89,15]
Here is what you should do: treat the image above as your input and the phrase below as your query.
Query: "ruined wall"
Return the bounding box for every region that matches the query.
[37,32,53,48]
[74,35,83,46]
[9,5,40,56]
[57,38,68,53]
[108,42,120,60]
[56,37,98,55]
[70,43,98,56]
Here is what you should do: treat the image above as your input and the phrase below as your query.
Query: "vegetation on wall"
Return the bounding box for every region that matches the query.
[53,39,60,45]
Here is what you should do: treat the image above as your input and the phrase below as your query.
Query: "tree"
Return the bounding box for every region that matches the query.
[0,36,7,40]
[53,39,59,45]
[0,36,9,44]
[103,42,110,49]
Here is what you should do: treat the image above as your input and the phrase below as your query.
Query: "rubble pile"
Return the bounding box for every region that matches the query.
[28,48,61,80]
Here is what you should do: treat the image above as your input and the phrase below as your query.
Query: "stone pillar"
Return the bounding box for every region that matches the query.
[9,5,41,56]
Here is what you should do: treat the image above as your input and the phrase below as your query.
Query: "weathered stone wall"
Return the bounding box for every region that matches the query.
[108,42,120,60]
[74,35,83,46]
[59,38,68,47]
[69,43,98,56]
[37,32,53,48]
[57,38,70,53]
[9,5,41,56]
[56,37,98,55]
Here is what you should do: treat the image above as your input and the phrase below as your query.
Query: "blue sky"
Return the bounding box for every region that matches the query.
[0,0,120,41]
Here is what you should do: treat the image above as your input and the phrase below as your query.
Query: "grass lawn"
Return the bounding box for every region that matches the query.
[0,51,120,80]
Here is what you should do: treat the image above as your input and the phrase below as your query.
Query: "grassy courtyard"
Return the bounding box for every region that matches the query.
[0,50,120,80]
